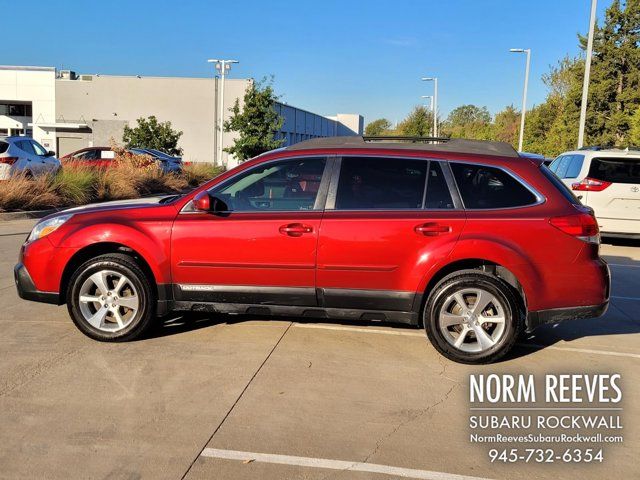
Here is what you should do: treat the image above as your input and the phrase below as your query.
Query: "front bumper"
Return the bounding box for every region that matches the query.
[14,263,60,304]
[526,300,609,331]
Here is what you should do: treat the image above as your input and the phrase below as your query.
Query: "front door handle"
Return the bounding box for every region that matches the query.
[279,223,314,237]
[415,222,451,236]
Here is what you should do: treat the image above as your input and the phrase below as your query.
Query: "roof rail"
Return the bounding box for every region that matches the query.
[285,136,519,158]
[362,136,451,143]
[578,145,640,151]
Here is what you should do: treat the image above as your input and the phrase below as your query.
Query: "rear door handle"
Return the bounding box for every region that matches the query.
[415,222,451,236]
[279,223,314,237]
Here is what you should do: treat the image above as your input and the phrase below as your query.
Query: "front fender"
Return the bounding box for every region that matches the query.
[54,220,172,285]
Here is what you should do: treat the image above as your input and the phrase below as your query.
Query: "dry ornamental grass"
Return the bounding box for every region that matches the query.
[0,148,224,212]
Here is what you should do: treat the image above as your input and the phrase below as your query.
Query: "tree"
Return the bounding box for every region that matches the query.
[578,0,640,147]
[442,105,492,140]
[224,79,284,162]
[492,105,521,147]
[396,106,434,137]
[365,118,392,136]
[629,107,640,145]
[122,116,183,156]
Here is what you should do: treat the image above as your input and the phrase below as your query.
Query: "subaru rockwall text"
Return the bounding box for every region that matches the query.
[15,137,610,363]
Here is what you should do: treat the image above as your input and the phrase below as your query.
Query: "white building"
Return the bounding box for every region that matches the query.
[0,65,363,168]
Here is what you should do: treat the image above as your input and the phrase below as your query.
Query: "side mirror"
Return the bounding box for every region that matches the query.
[45,150,56,157]
[192,192,229,214]
[193,191,211,212]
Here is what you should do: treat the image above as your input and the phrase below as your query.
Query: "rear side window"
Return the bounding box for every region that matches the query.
[451,163,538,209]
[588,157,640,184]
[16,140,35,155]
[335,157,428,210]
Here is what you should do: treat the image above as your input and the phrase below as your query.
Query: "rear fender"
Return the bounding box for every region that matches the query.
[417,238,544,311]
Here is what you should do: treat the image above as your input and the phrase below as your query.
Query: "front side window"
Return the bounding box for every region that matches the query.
[335,157,428,210]
[588,157,640,184]
[451,163,538,209]
[31,140,47,156]
[211,157,326,211]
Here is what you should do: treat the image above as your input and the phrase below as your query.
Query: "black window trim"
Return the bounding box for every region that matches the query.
[447,160,546,211]
[325,155,463,212]
[180,154,336,214]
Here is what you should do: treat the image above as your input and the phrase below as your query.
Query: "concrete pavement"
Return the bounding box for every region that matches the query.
[0,218,638,479]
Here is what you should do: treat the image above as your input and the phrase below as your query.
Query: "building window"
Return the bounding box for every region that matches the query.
[0,103,32,117]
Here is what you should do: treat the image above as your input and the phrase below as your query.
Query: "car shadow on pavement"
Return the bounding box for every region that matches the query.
[147,251,640,362]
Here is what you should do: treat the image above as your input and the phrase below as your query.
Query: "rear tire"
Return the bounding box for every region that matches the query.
[423,270,523,364]
[67,253,155,342]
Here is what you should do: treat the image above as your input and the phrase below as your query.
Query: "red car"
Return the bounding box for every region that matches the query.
[15,137,610,363]
[60,147,115,168]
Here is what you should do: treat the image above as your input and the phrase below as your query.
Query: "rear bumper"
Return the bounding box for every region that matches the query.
[598,217,640,236]
[601,231,640,240]
[526,300,609,331]
[14,263,60,304]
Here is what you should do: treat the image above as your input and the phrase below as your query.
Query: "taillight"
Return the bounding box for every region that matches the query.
[549,212,600,243]
[0,156,18,165]
[571,177,611,191]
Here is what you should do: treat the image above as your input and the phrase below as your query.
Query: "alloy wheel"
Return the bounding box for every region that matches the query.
[437,287,507,353]
[77,269,140,332]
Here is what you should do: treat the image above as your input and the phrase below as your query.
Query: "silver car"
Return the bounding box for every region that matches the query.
[0,136,61,180]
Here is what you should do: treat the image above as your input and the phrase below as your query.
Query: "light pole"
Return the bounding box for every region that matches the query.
[421,95,434,136]
[208,58,238,166]
[421,77,438,137]
[578,0,598,149]
[509,48,531,152]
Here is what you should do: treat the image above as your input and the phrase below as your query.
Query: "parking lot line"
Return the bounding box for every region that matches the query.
[200,448,494,480]
[293,323,640,359]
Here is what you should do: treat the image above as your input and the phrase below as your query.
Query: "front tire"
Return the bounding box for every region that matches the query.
[424,270,523,364]
[67,253,155,341]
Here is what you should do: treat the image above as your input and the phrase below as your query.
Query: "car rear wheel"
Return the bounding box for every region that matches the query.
[424,270,523,364]
[67,253,155,341]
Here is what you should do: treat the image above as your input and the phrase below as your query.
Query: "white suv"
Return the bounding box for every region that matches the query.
[0,136,61,180]
[550,147,640,238]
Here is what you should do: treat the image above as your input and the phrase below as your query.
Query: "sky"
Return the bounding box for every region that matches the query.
[9,0,612,125]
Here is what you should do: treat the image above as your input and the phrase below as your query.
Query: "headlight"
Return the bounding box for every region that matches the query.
[27,214,73,242]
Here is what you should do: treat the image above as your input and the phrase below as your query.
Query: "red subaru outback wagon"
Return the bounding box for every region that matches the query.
[15,137,610,363]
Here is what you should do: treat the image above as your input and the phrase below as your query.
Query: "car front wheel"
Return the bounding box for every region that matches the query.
[67,253,155,341]
[424,270,523,364]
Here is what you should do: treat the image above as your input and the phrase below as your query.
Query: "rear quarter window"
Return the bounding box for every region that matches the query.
[451,163,539,209]
[588,157,640,184]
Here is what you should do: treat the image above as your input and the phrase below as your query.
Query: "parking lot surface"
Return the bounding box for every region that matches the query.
[0,219,638,479]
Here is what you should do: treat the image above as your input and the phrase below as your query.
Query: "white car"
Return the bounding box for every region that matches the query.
[0,136,61,180]
[549,147,640,238]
